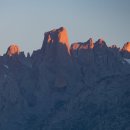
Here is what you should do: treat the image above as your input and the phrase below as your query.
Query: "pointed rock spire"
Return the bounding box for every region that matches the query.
[85,38,94,49]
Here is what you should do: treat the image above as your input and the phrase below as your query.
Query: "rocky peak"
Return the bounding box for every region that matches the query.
[6,44,20,56]
[122,42,130,52]
[70,38,94,51]
[85,38,94,49]
[42,27,70,52]
[95,38,107,48]
[70,42,81,51]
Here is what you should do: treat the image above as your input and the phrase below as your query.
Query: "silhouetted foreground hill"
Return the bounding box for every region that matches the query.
[0,27,130,130]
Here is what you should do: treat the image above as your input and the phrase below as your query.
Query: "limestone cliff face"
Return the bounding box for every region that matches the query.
[6,44,20,56]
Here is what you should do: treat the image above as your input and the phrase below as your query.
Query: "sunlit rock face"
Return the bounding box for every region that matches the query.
[94,38,107,49]
[31,27,71,69]
[70,38,94,58]
[40,27,72,66]
[122,42,130,52]
[71,38,94,51]
[31,27,73,67]
[45,27,69,45]
[42,27,70,53]
[121,42,130,58]
[6,44,20,56]
[38,27,72,77]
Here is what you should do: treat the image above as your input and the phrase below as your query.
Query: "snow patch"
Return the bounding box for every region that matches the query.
[124,58,130,64]
[4,65,9,69]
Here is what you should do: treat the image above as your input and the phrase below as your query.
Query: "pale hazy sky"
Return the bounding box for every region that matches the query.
[0,0,130,54]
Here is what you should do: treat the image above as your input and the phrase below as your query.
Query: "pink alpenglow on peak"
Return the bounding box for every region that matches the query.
[98,38,104,43]
[122,42,130,52]
[85,38,94,49]
[6,44,20,56]
[71,38,94,51]
[43,27,70,52]
[95,38,107,48]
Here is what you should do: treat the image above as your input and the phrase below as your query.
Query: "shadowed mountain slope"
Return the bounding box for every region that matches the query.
[0,27,130,130]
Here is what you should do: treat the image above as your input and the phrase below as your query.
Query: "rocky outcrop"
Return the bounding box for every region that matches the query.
[31,27,71,69]
[35,27,72,72]
[122,42,130,52]
[71,38,94,51]
[42,27,70,53]
[70,38,94,59]
[121,42,130,58]
[6,44,20,56]
[94,38,107,48]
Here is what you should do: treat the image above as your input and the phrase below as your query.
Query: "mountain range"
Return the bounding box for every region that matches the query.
[0,27,130,130]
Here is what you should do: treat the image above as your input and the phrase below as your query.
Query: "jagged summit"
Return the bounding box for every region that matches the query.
[6,44,20,56]
[95,38,107,48]
[42,27,70,52]
[85,38,94,49]
[71,38,108,51]
[87,38,94,44]
[122,42,130,52]
[70,38,94,51]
